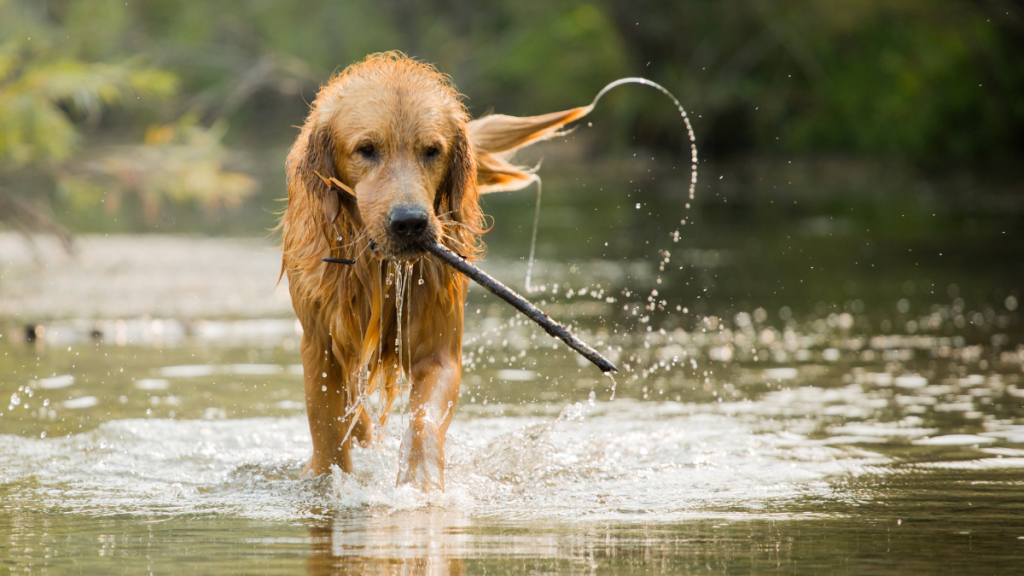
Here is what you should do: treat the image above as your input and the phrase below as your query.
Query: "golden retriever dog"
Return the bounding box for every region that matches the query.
[279,52,592,490]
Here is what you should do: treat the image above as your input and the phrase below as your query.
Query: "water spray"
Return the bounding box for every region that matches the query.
[523,76,698,292]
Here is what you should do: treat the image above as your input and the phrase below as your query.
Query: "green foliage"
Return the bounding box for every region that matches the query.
[0,0,1021,236]
[778,3,1023,165]
[4,0,1022,168]
[449,2,628,115]
[610,0,1024,165]
[0,45,178,166]
[0,0,253,235]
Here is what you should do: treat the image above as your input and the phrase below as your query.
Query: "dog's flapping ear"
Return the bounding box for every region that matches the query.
[436,124,476,223]
[468,106,591,194]
[291,122,344,223]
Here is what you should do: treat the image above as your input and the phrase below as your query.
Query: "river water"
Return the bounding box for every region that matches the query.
[0,178,1022,573]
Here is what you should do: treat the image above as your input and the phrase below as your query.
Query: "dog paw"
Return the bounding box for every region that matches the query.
[300,457,316,478]
[396,422,445,491]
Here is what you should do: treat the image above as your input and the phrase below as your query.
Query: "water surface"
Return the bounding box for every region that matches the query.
[1,184,1022,573]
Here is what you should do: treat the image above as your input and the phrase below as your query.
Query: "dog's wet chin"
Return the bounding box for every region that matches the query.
[371,237,428,262]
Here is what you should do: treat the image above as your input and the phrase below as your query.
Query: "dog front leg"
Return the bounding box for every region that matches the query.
[397,355,461,491]
[301,331,353,477]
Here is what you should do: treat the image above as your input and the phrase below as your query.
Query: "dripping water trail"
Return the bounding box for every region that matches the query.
[382,262,395,425]
[524,179,542,293]
[341,261,388,448]
[400,260,421,429]
[590,78,698,200]
[407,263,414,394]
[523,77,698,290]
[394,261,413,398]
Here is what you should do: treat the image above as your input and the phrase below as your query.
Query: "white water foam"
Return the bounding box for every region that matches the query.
[0,400,885,522]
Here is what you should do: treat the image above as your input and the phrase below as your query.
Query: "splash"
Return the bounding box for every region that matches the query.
[555,390,596,423]
[525,77,698,292]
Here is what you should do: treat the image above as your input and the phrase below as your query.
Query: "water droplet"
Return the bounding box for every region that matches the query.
[418,278,424,285]
[635,203,641,209]
[321,385,327,392]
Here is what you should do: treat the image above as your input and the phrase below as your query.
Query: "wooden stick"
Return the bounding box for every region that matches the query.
[314,171,357,200]
[421,239,617,374]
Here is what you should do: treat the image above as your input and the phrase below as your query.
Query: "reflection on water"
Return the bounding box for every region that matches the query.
[0,226,1021,573]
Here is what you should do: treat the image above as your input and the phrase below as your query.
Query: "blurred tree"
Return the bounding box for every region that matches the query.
[0,0,259,243]
[605,0,1024,166]
[67,116,256,222]
[2,0,1022,237]
[116,0,1021,167]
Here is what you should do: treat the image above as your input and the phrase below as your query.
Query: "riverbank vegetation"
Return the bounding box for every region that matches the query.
[1,0,1021,236]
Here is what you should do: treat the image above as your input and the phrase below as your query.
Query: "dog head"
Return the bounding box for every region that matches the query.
[288,52,598,264]
[291,53,476,261]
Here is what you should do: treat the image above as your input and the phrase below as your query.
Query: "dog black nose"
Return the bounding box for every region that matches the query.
[389,207,429,239]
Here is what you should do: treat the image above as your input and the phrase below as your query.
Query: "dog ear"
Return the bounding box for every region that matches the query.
[436,123,476,222]
[468,106,590,194]
[293,122,342,223]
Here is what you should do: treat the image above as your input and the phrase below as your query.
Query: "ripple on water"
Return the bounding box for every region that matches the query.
[913,434,995,446]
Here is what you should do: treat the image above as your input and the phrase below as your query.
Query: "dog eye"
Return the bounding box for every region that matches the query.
[357,143,376,159]
[423,145,440,160]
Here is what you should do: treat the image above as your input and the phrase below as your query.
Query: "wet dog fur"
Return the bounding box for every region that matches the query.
[280,52,592,490]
